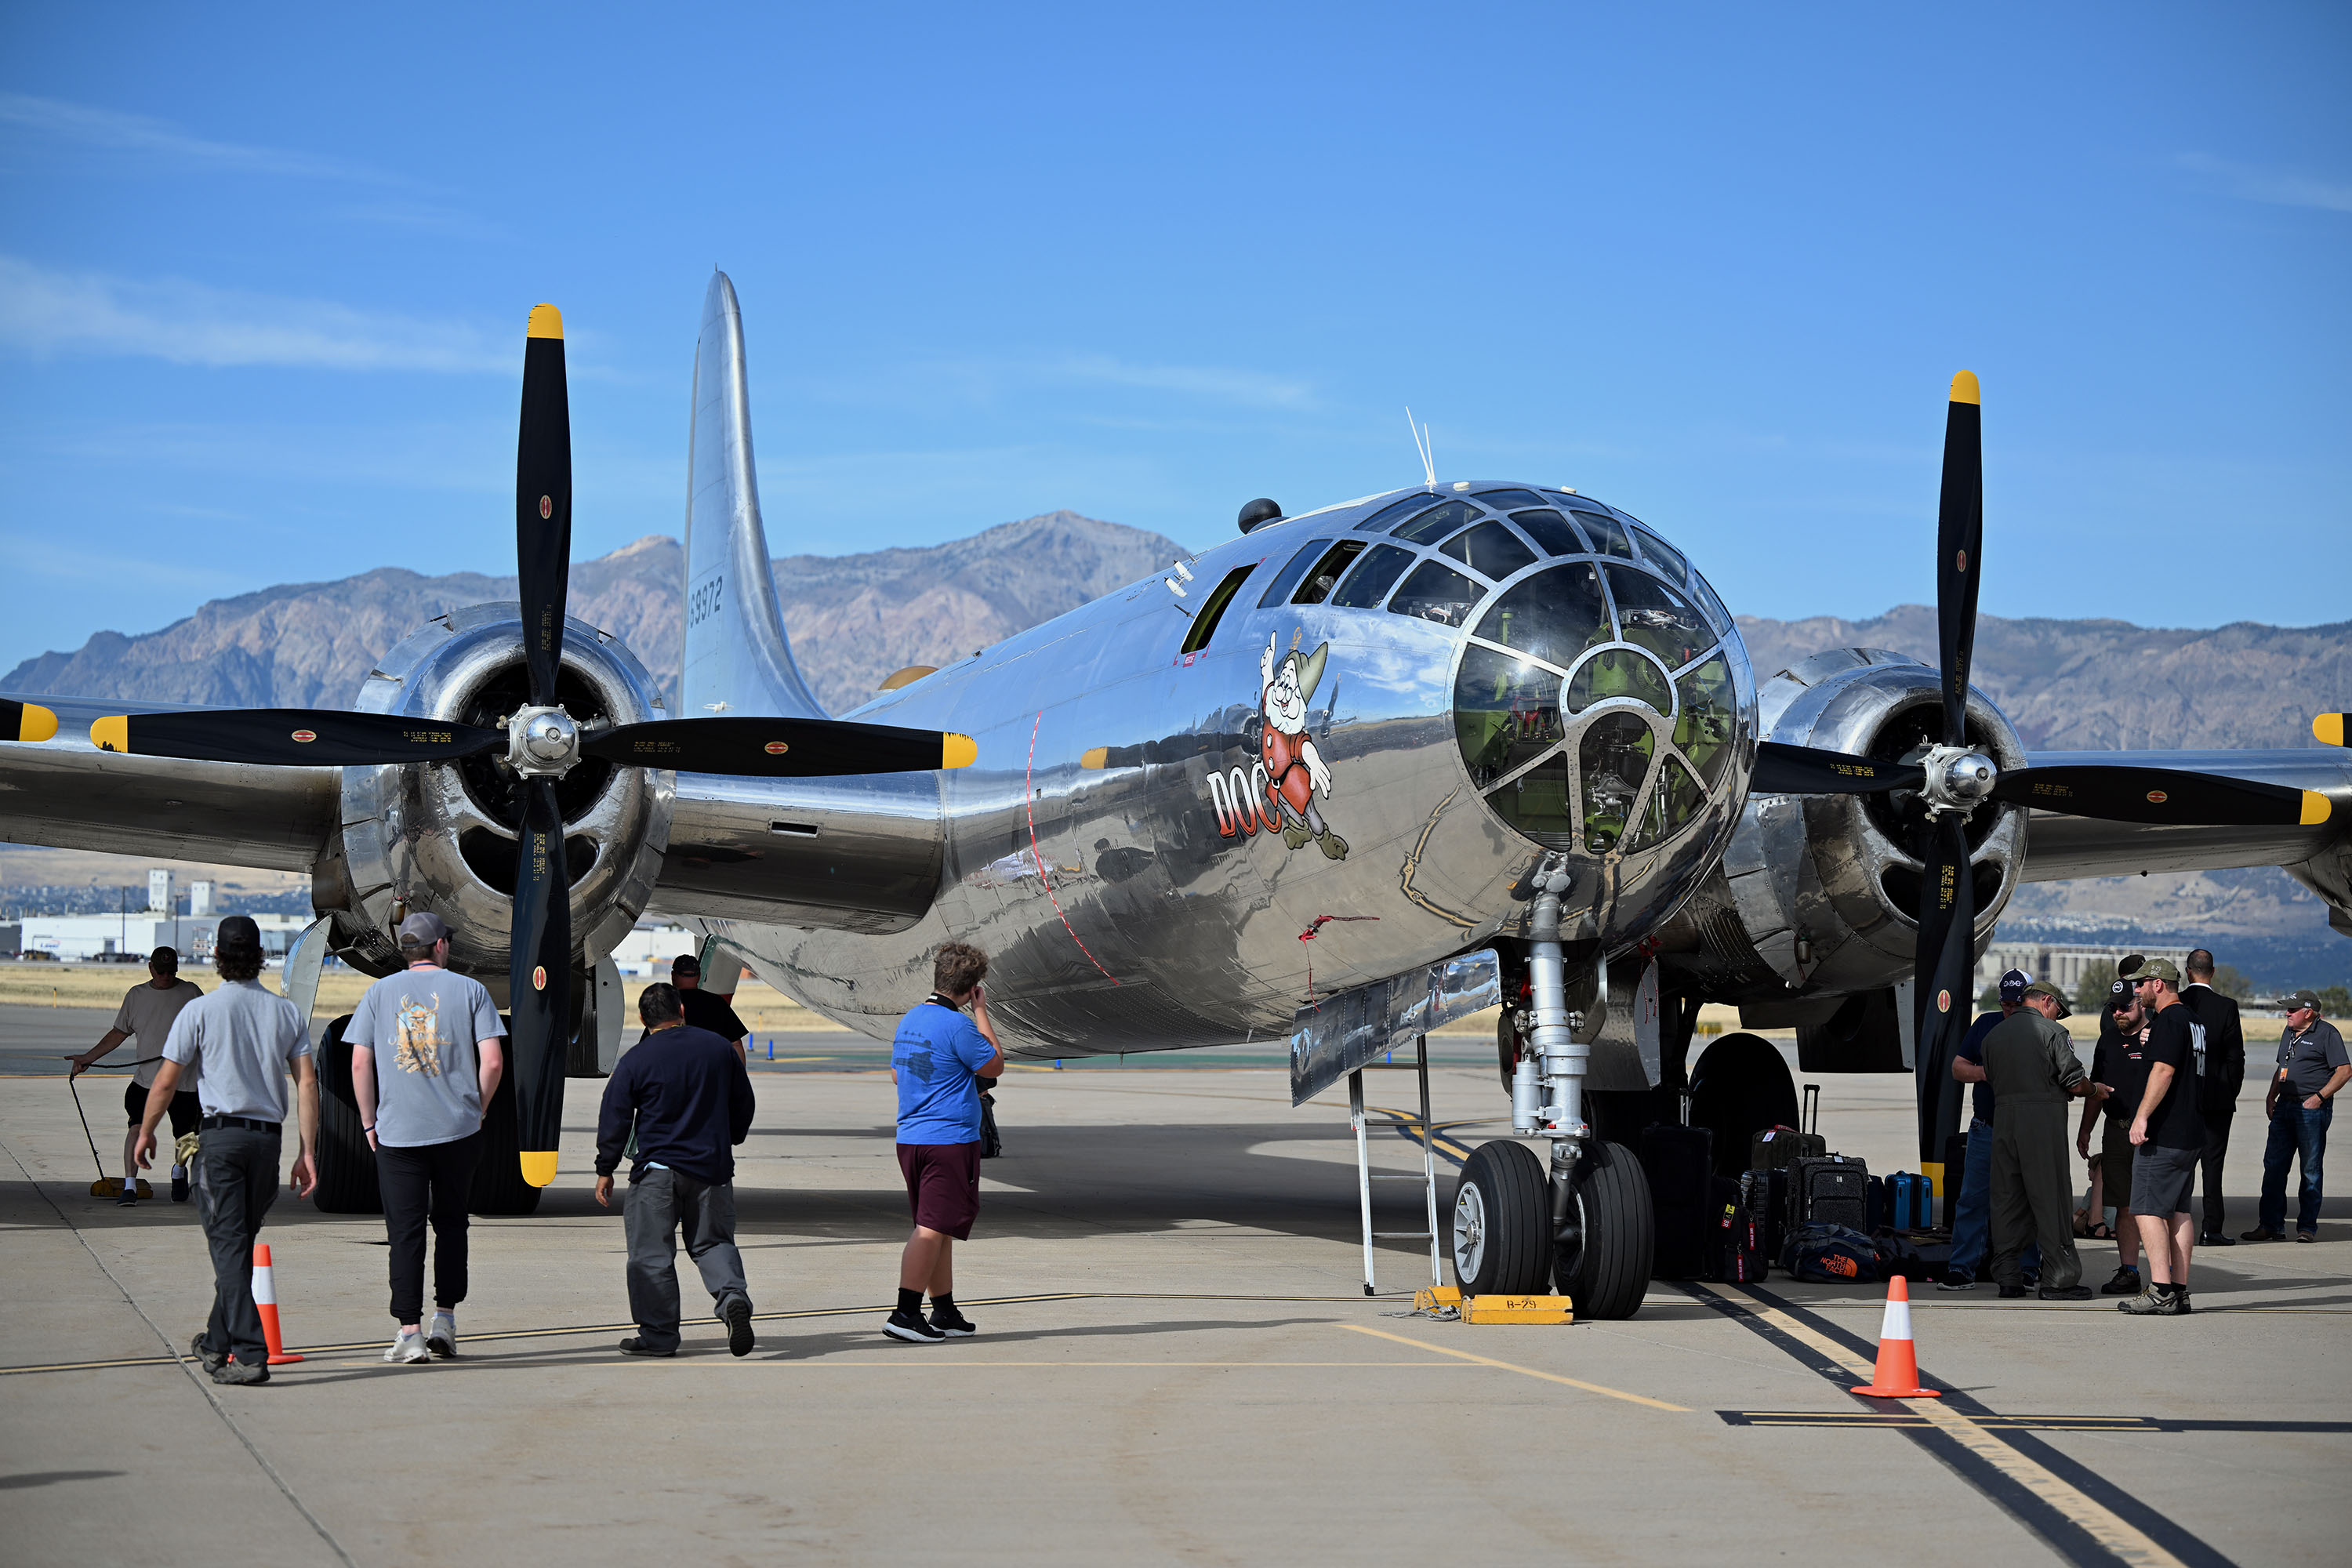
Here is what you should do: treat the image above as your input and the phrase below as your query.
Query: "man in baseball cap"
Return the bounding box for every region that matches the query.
[1940,968,2040,1290]
[2248,989,2348,1243]
[2119,956,2205,1312]
[671,950,750,1062]
[346,909,506,1363]
[1980,979,2094,1298]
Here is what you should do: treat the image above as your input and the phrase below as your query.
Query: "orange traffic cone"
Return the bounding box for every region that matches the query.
[251,1243,304,1366]
[1850,1275,1936,1398]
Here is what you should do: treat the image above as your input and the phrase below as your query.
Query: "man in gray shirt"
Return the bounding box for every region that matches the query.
[136,916,316,1386]
[67,947,203,1204]
[2247,990,2350,1243]
[348,912,506,1364]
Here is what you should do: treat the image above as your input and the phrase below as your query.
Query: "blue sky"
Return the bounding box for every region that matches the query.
[2,4,2346,667]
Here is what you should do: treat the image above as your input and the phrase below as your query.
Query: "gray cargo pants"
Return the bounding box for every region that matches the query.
[623,1166,750,1352]
[194,1124,280,1367]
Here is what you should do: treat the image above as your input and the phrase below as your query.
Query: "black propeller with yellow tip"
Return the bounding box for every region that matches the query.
[82,303,978,1196]
[1748,371,2334,1168]
[4,699,59,745]
[2318,715,2349,749]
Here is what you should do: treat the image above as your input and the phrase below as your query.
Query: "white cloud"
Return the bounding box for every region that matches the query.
[2176,152,2352,215]
[0,90,396,183]
[0,255,510,372]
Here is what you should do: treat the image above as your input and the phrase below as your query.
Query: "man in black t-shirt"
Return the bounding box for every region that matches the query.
[2079,981,2148,1294]
[2122,958,2205,1316]
[672,953,750,1064]
[2179,949,2245,1247]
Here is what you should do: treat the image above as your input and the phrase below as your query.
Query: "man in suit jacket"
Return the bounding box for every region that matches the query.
[2180,949,2246,1247]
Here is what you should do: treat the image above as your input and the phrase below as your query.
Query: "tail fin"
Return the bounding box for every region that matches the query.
[681,270,828,720]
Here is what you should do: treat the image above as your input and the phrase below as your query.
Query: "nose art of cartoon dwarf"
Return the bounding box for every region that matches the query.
[1260,633,1348,860]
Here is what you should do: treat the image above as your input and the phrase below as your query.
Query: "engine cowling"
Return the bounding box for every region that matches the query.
[310,603,673,986]
[1657,648,2027,1004]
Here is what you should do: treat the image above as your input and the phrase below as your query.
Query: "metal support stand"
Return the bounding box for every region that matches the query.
[1349,1033,1443,1296]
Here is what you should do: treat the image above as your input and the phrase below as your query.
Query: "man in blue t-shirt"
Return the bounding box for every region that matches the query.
[1940,968,2042,1290]
[884,942,1003,1343]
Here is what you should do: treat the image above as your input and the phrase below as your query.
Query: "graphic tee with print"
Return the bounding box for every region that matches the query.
[346,966,506,1147]
[2140,1004,2207,1150]
[114,978,204,1088]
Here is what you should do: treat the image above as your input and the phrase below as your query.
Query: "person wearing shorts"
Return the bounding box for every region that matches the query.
[67,948,203,1204]
[2123,958,2207,1316]
[884,942,1003,1344]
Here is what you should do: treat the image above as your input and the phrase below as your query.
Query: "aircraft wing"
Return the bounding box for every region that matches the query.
[0,693,336,872]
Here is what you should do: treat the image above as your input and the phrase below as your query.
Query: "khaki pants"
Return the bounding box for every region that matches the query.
[1990,1104,2083,1290]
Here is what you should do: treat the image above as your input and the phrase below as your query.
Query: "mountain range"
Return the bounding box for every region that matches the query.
[5,513,2344,982]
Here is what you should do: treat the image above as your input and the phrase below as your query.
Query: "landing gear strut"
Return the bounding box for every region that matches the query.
[1450,855,1654,1318]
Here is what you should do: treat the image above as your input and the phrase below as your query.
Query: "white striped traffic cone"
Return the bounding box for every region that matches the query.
[250,1243,304,1365]
[1851,1275,1936,1398]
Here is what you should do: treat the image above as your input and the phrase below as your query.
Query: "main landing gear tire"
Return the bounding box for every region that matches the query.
[310,1014,382,1215]
[1688,1032,1799,1178]
[1554,1140,1653,1320]
[1451,1140,1552,1297]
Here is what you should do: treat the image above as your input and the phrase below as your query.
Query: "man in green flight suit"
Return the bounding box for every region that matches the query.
[1984,980,2097,1300]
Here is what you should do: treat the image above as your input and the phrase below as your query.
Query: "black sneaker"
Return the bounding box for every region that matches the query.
[190,1332,224,1374]
[2100,1266,2142,1296]
[1934,1274,1976,1293]
[2199,1232,2234,1247]
[884,1307,946,1343]
[210,1359,268,1385]
[2038,1285,2095,1301]
[116,1185,136,1207]
[721,1298,755,1357]
[616,1336,676,1357]
[931,1305,977,1338]
[170,1171,190,1203]
[2241,1226,2283,1242]
[1996,1283,2028,1299]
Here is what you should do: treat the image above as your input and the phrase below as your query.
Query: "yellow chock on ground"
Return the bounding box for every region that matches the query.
[1414,1285,1462,1312]
[1465,1294,1574,1325]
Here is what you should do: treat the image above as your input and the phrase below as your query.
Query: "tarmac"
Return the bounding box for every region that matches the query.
[2,1004,2347,1566]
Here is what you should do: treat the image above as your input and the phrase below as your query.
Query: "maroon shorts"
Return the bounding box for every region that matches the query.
[898,1142,982,1240]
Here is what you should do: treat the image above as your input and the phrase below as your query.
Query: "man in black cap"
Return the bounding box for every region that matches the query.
[1982,980,2095,1299]
[2080,978,2149,1294]
[1940,967,2038,1290]
[67,946,204,1204]
[347,911,507,1364]
[2245,989,2348,1243]
[2122,957,2206,1314]
[134,916,316,1385]
[2179,949,2245,1247]
[670,951,750,1062]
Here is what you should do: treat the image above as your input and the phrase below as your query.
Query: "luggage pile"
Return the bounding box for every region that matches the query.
[1636,1082,1950,1285]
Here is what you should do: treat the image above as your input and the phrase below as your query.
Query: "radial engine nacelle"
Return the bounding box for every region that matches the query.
[309,603,674,988]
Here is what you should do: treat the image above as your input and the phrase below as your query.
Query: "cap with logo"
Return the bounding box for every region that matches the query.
[2021,980,2073,1018]
[1998,967,2031,1003]
[2108,977,2132,1002]
[2281,988,2321,1012]
[397,912,451,948]
[2129,956,2181,986]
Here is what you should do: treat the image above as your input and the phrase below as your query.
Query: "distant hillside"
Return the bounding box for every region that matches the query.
[1,511,1183,715]
[1737,606,2350,751]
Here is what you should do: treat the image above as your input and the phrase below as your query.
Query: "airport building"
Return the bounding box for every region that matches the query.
[5,911,311,963]
[1973,940,2190,998]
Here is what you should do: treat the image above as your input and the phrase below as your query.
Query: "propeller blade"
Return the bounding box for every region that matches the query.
[1752,741,1926,797]
[4,699,58,743]
[580,717,978,776]
[1911,812,1976,1171]
[88,710,503,767]
[1991,765,2329,827]
[1934,371,1984,748]
[2318,714,2348,748]
[516,304,573,709]
[508,776,571,1189]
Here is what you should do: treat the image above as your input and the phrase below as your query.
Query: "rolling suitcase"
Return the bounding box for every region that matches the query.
[1639,1122,1716,1280]
[1791,1154,1871,1232]
[1741,1166,1791,1266]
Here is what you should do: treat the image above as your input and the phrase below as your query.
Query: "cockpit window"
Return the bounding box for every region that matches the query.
[1605,565,1711,668]
[1625,754,1706,852]
[1259,539,1336,607]
[1471,488,1547,510]
[1179,563,1257,655]
[1472,563,1610,670]
[1566,648,1671,714]
[1388,559,1484,626]
[1356,493,1439,533]
[1389,498,1479,544]
[1508,508,1588,557]
[1569,508,1634,559]
[1628,524,1689,586]
[1439,520,1537,580]
[1689,571,1734,637]
[1454,648,1573,839]
[1287,540,1364,605]
[1330,543,1416,608]
[1577,713,1654,854]
[1674,654,1737,788]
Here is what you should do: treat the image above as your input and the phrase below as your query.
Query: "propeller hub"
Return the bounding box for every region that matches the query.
[1918,746,1998,815]
[509,705,578,778]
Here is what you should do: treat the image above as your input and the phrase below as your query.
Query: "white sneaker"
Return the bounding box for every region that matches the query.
[384,1330,430,1364]
[426,1312,458,1359]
